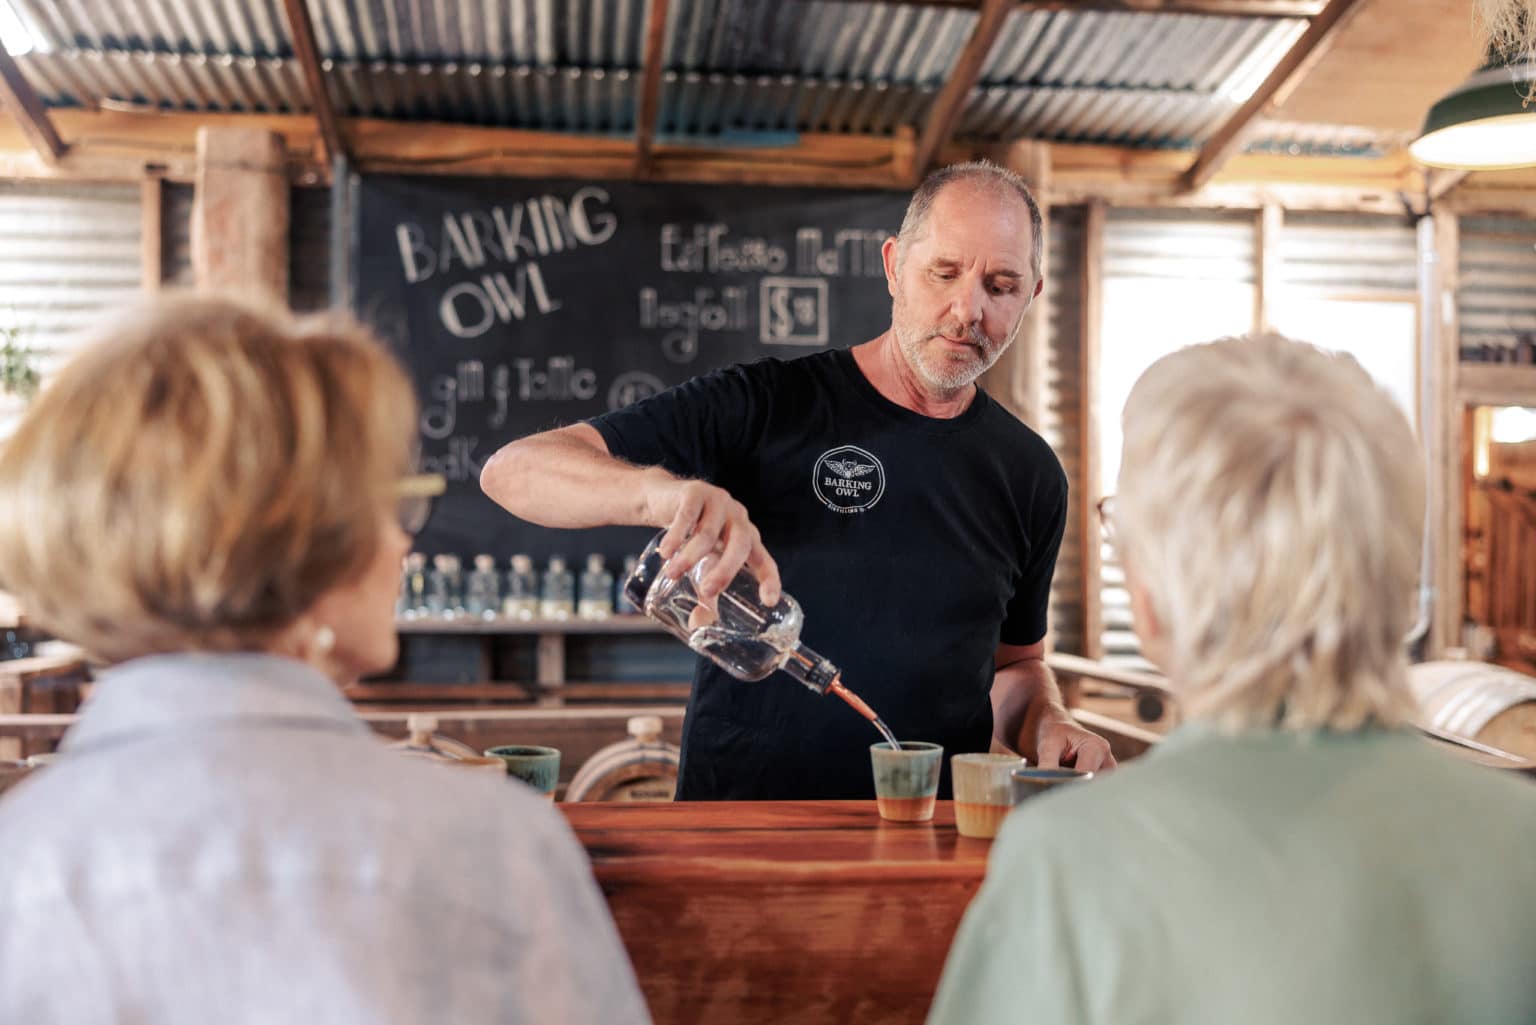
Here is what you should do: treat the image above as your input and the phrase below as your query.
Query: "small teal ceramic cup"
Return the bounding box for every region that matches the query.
[870,741,943,822]
[485,745,562,799]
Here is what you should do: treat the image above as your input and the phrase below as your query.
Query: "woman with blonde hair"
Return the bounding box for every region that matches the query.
[0,295,651,1025]
[928,334,1536,1025]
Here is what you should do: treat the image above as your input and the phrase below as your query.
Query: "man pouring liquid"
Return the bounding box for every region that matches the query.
[481,161,1114,800]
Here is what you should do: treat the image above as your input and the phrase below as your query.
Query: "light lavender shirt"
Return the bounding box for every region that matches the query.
[0,653,653,1025]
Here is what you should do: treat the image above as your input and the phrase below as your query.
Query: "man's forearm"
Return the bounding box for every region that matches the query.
[992,658,1070,762]
[480,428,675,530]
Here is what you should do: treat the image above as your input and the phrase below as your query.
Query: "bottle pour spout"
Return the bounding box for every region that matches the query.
[781,643,840,695]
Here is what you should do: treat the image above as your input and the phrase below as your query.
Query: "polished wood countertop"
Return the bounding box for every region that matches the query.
[563,801,991,1025]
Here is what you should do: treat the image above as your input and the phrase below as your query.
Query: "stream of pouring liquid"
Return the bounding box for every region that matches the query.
[828,676,900,749]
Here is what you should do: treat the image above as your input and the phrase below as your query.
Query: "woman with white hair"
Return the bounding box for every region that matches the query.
[0,296,652,1025]
[927,333,1536,1025]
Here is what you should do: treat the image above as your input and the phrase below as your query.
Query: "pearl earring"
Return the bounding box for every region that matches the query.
[312,625,336,656]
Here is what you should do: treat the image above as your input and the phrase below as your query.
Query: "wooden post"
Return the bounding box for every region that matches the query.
[192,127,289,300]
[140,176,163,292]
[981,140,1051,427]
[1254,202,1282,332]
[1080,201,1106,660]
[1429,212,1461,657]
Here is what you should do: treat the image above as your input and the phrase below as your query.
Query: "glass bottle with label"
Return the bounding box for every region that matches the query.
[539,555,575,620]
[502,554,539,620]
[465,554,502,619]
[577,553,615,620]
[427,553,464,618]
[615,555,640,614]
[398,552,429,619]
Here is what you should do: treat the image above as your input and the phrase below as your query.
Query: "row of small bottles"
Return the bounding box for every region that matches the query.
[397,552,641,621]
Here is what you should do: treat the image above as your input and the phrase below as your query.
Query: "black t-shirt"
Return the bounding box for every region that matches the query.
[589,348,1067,800]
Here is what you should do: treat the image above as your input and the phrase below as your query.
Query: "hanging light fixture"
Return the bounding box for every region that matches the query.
[1413,2,1536,170]
[1410,55,1536,169]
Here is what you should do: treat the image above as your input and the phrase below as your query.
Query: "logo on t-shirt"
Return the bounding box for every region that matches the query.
[813,445,886,514]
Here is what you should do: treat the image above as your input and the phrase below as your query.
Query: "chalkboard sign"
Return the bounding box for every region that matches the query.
[352,174,908,567]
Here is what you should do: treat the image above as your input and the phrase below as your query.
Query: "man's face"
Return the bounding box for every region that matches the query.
[884,182,1040,395]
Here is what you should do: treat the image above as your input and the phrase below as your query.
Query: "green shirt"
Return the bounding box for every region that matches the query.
[928,725,1536,1025]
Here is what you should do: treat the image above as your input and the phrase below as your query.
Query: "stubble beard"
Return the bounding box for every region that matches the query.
[891,290,1016,397]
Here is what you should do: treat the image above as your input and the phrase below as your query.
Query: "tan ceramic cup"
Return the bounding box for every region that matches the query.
[870,741,943,822]
[952,753,1027,838]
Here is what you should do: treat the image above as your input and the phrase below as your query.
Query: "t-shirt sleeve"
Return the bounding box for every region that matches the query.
[999,464,1068,647]
[586,361,773,485]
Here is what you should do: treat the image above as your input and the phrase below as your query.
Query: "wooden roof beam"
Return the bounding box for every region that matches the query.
[634,0,671,175]
[279,0,347,171]
[1180,0,1368,193]
[0,47,65,165]
[908,0,1011,186]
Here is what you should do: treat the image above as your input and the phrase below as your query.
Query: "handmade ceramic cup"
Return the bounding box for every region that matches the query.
[951,753,1027,839]
[486,744,562,799]
[1009,766,1094,805]
[870,741,943,822]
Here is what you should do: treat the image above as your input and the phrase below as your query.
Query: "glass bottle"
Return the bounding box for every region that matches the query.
[465,554,501,620]
[502,554,539,620]
[615,555,640,614]
[622,530,838,695]
[539,555,575,621]
[578,553,615,620]
[427,553,464,618]
[398,552,429,619]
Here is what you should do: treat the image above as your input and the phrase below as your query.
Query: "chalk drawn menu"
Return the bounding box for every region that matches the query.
[353,175,907,565]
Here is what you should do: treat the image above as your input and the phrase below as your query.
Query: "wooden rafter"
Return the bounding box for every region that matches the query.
[0,47,64,164]
[908,0,1011,186]
[634,0,671,174]
[812,0,1324,17]
[1180,0,1369,193]
[278,0,347,170]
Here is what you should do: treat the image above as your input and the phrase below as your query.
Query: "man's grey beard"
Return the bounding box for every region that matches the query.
[895,320,1004,396]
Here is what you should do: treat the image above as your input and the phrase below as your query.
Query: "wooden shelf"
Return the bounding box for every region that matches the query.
[1458,364,1536,408]
[344,680,691,705]
[396,615,663,635]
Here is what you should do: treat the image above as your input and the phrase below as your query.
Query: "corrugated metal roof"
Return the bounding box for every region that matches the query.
[20,49,311,113]
[663,0,974,83]
[8,0,293,57]
[3,0,1391,155]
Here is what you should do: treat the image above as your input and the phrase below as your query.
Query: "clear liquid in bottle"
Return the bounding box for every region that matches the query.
[624,531,896,749]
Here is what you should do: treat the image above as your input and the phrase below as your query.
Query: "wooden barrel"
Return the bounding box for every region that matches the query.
[565,715,680,802]
[1407,661,1536,760]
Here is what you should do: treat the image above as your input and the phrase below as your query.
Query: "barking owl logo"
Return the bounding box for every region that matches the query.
[813,445,885,513]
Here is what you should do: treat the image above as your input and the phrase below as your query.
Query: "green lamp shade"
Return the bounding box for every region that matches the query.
[1410,61,1536,170]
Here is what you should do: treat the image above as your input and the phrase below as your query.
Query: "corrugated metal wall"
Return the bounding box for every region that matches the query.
[1459,216,1536,363]
[0,182,142,372]
[1098,208,1258,667]
[1279,212,1419,296]
[1043,206,1084,656]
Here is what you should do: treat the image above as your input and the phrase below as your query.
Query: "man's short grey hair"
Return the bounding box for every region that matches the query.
[897,160,1045,282]
[1116,334,1423,733]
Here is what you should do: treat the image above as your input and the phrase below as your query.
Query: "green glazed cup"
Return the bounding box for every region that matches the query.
[870,741,943,822]
[485,745,562,799]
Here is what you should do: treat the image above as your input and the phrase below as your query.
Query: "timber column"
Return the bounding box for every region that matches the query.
[193,127,289,300]
[980,140,1051,430]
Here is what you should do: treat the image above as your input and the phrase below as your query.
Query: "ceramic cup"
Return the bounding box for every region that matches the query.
[870,741,943,822]
[1009,766,1094,805]
[486,744,562,799]
[951,753,1028,839]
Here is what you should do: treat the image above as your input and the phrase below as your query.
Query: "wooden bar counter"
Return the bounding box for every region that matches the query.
[562,801,991,1025]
